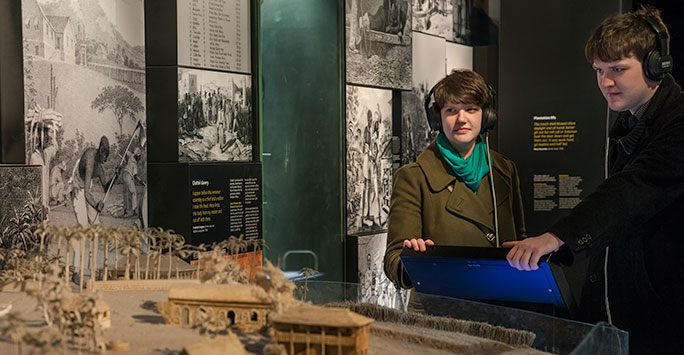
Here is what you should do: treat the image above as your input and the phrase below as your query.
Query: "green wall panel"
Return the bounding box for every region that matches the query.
[261,0,344,280]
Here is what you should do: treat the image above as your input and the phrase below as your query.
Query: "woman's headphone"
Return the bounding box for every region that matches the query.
[423,83,498,133]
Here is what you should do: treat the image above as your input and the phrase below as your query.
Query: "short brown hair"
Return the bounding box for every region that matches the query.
[433,69,491,109]
[585,7,668,63]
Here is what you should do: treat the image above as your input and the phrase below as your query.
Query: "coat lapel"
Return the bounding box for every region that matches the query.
[417,142,512,233]
[445,180,495,231]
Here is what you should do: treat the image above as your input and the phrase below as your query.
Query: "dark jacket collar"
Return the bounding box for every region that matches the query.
[611,74,683,155]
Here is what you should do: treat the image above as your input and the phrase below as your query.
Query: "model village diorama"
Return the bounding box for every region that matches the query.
[0,192,548,355]
[0,191,375,354]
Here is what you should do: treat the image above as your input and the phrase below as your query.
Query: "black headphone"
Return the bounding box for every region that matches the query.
[424,83,498,133]
[639,14,673,81]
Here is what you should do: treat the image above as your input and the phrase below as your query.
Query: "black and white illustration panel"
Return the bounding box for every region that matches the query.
[346,85,392,235]
[412,0,453,40]
[346,0,412,90]
[22,0,147,228]
[177,68,252,162]
[401,31,445,165]
[357,232,410,310]
[446,41,473,72]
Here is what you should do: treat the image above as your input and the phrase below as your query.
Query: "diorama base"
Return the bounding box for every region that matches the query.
[0,289,548,355]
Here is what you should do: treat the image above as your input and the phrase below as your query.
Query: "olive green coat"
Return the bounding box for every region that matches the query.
[384,141,526,288]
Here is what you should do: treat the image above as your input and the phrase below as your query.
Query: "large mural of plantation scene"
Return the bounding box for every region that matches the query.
[177,68,253,162]
[22,0,147,228]
[346,85,392,235]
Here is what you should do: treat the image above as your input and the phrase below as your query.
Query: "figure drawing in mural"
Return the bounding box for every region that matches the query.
[346,85,392,234]
[70,136,115,226]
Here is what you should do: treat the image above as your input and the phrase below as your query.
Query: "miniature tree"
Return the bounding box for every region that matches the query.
[77,225,87,292]
[144,228,157,280]
[191,243,207,280]
[24,263,69,327]
[55,232,62,263]
[249,239,266,282]
[34,220,52,257]
[88,225,102,282]
[236,234,248,255]
[101,230,112,282]
[175,240,191,279]
[62,227,74,284]
[121,229,141,280]
[194,308,232,337]
[155,228,167,280]
[200,246,248,285]
[253,260,296,313]
[166,230,179,279]
[6,248,27,279]
[149,227,172,280]
[224,235,239,256]
[113,226,123,280]
[77,293,107,352]
[146,241,161,281]
[134,228,145,280]
[299,267,317,301]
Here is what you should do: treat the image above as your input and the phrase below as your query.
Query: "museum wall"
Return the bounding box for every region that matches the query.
[0,0,263,276]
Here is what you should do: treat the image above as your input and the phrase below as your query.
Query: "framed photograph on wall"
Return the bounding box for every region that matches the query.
[177,68,253,162]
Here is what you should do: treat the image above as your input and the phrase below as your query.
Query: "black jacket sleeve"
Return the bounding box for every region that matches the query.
[548,114,684,258]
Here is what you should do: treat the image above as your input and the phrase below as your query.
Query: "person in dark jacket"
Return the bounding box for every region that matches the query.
[504,7,684,354]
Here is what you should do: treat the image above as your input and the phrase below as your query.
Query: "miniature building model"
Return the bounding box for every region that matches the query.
[159,284,270,332]
[270,305,373,355]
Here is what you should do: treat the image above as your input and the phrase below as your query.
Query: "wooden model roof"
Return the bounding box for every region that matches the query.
[168,283,269,305]
[270,305,373,328]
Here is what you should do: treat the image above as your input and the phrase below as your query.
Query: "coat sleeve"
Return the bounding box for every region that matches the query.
[384,164,423,289]
[510,161,527,240]
[548,114,684,258]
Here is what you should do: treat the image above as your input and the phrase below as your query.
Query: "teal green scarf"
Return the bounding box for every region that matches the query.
[436,133,490,193]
